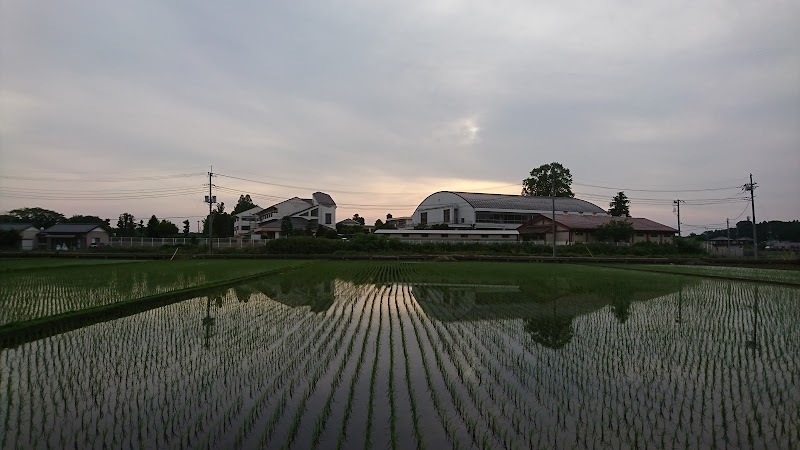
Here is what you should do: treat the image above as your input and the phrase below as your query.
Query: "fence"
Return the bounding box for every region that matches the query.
[111,237,267,248]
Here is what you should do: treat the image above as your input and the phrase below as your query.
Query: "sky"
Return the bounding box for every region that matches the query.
[1,0,798,235]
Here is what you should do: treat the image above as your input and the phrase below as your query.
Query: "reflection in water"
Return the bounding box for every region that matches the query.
[746,284,760,352]
[1,263,798,450]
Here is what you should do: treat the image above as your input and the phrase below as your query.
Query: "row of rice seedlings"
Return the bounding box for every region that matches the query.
[363,284,386,449]
[391,283,424,449]
[277,285,362,449]
[307,283,372,449]
[244,288,356,448]
[414,290,538,448]
[400,283,467,449]
[334,284,381,450]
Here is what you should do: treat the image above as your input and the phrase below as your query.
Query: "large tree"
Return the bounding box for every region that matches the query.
[232,194,259,215]
[158,219,179,237]
[521,162,574,197]
[608,191,631,217]
[182,220,191,236]
[5,207,66,229]
[352,214,365,226]
[146,215,160,237]
[67,215,111,231]
[117,213,137,237]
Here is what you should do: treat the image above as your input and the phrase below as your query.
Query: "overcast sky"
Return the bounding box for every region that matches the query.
[1,0,798,234]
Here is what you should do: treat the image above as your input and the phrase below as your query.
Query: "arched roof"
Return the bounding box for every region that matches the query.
[443,191,606,214]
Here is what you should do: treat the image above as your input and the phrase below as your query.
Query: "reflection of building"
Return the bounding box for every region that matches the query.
[375,229,520,243]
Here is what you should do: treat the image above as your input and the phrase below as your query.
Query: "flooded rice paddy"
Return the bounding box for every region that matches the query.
[1,261,798,449]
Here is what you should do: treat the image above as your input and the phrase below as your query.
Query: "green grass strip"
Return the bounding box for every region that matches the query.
[591,263,800,287]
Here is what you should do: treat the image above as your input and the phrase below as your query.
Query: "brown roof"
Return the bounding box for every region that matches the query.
[520,214,677,233]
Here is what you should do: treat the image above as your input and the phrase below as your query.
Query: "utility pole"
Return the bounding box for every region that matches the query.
[744,173,758,259]
[551,176,556,258]
[673,200,683,237]
[205,166,216,255]
[726,218,730,252]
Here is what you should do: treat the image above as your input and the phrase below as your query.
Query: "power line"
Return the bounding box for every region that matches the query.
[573,181,742,193]
[0,173,205,183]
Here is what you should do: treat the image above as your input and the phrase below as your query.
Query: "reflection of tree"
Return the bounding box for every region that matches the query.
[525,316,574,349]
[202,296,215,350]
[611,300,633,323]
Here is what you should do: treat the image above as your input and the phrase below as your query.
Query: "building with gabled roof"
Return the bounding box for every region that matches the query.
[517,214,677,245]
[411,191,608,230]
[254,192,336,239]
[40,223,110,250]
[0,223,40,250]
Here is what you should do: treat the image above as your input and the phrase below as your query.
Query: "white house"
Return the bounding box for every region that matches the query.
[254,192,336,239]
[233,206,263,238]
[410,191,608,230]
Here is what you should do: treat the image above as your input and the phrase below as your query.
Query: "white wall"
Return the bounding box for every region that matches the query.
[412,192,475,227]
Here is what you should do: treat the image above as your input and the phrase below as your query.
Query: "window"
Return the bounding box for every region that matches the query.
[421,234,428,237]
[420,212,427,224]
[443,209,450,223]
[461,234,469,238]
[402,234,409,237]
[502,235,509,238]
[637,233,645,237]
[461,218,465,223]
[310,209,318,217]
[481,234,489,238]
[325,213,332,224]
[575,231,584,236]
[241,225,250,231]
[440,234,449,238]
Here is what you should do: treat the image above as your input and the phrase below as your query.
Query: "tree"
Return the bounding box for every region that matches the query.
[182,220,190,235]
[595,220,635,243]
[386,213,393,220]
[0,229,22,249]
[6,207,66,229]
[521,162,574,197]
[202,203,235,238]
[280,216,294,238]
[146,215,160,237]
[374,219,384,229]
[608,191,631,217]
[232,194,259,215]
[352,214,365,226]
[67,215,111,231]
[158,219,179,237]
[117,213,137,237]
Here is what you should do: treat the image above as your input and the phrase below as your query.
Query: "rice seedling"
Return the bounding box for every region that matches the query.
[0,261,797,448]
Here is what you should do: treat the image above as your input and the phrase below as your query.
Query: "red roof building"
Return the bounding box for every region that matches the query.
[517,214,677,245]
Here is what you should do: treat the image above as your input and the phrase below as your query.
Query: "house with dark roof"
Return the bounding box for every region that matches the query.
[40,224,110,250]
[411,191,608,230]
[517,214,677,245]
[0,223,40,250]
[254,192,336,239]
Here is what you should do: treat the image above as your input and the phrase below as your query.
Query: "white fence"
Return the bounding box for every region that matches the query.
[111,237,267,248]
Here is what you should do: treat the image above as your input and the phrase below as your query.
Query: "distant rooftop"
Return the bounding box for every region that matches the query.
[448,192,607,214]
